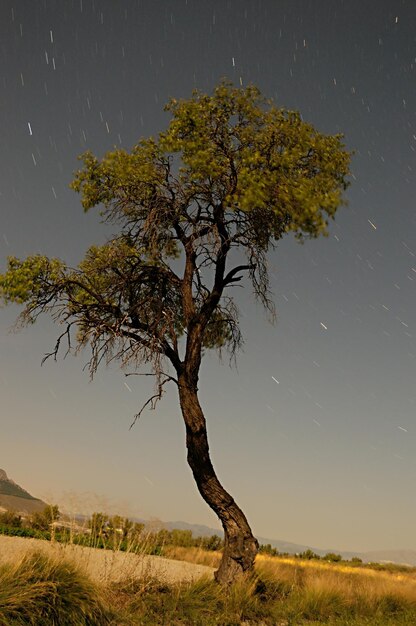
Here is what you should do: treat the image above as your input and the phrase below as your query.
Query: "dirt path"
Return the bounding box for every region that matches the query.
[0,535,215,584]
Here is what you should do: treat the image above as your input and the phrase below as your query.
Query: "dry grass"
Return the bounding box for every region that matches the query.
[156,546,416,621]
[0,549,111,625]
[0,534,214,585]
[256,554,416,622]
[163,545,222,568]
[162,546,416,603]
[255,552,416,600]
[2,534,416,624]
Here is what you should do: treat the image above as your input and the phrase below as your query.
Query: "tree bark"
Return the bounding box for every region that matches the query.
[177,375,258,585]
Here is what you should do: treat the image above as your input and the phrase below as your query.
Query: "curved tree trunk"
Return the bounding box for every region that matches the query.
[178,375,258,585]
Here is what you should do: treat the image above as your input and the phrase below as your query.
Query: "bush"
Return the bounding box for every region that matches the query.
[0,511,22,528]
[324,552,343,562]
[0,524,50,540]
[200,534,223,551]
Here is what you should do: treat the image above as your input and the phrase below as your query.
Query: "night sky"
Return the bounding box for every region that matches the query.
[1,0,415,553]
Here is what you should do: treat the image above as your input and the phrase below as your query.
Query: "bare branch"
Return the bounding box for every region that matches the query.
[41,324,73,365]
[125,371,178,384]
[129,375,174,430]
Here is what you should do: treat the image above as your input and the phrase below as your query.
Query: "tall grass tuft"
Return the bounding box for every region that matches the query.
[0,550,112,625]
[110,574,280,625]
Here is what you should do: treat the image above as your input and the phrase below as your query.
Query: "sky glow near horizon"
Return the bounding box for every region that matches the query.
[1,0,415,553]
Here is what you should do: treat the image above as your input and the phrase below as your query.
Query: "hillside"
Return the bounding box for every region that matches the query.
[0,469,47,514]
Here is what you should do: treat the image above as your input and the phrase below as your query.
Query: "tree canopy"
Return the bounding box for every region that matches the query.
[0,82,350,383]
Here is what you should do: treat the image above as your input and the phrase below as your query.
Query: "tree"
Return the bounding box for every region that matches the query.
[299,549,321,560]
[0,82,350,584]
[171,528,194,547]
[107,515,135,547]
[30,505,60,531]
[88,512,108,541]
[0,510,22,528]
[201,534,223,551]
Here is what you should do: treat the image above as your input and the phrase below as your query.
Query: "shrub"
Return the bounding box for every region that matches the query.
[0,511,22,528]
[324,552,343,562]
[0,524,49,540]
[200,534,223,551]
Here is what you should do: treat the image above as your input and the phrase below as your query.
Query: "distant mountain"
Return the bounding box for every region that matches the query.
[360,549,416,567]
[143,517,416,567]
[157,519,224,538]
[255,536,416,567]
[0,469,47,514]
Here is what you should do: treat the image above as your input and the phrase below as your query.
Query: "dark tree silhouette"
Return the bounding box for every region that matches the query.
[0,82,350,584]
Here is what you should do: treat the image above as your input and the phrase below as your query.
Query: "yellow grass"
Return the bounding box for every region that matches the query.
[163,545,222,568]
[161,546,416,611]
[257,554,416,615]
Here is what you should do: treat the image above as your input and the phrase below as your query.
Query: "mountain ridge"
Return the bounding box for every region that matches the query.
[142,518,416,567]
[0,468,47,514]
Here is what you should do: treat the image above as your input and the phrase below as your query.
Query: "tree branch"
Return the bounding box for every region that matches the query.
[129,375,173,429]
[223,264,256,286]
[41,323,74,364]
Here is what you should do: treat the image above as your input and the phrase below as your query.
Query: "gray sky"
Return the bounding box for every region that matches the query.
[1,0,415,553]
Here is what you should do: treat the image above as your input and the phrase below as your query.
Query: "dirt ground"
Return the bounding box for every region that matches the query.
[0,534,215,584]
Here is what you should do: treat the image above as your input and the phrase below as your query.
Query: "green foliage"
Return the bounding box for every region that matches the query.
[21,509,225,555]
[170,529,193,547]
[200,534,223,551]
[152,528,224,553]
[0,255,64,308]
[0,524,50,540]
[160,82,350,239]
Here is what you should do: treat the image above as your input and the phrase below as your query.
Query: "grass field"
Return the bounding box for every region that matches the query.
[1,536,416,624]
